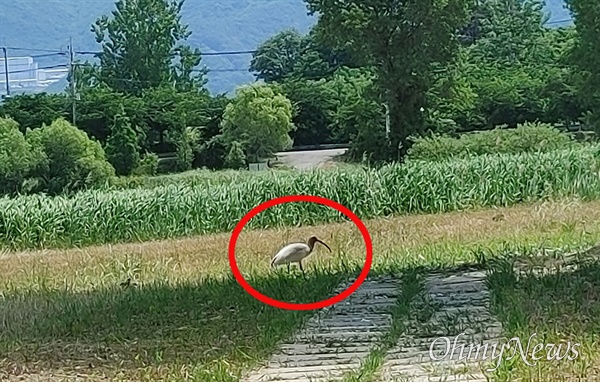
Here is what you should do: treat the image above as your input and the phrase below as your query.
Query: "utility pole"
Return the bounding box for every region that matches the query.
[68,37,76,125]
[2,47,9,97]
[383,102,390,141]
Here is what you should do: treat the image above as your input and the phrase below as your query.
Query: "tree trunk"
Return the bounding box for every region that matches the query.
[386,87,426,162]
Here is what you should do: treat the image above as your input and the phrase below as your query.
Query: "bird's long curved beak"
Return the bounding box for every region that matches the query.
[317,239,332,252]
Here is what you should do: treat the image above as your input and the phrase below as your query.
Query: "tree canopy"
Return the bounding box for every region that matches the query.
[305,0,471,160]
[221,84,295,162]
[90,0,207,95]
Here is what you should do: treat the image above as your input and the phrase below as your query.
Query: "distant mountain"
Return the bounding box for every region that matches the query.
[0,0,572,95]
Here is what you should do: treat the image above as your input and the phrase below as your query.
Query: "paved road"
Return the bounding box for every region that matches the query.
[275,148,347,170]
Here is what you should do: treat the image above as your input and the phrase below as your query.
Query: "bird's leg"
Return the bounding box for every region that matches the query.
[287,263,290,273]
[299,261,307,279]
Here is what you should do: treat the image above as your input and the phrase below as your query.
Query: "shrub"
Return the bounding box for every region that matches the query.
[0,117,38,194]
[105,114,140,176]
[25,118,115,194]
[225,141,247,169]
[407,122,576,162]
[195,134,228,170]
[221,84,295,162]
[132,152,159,176]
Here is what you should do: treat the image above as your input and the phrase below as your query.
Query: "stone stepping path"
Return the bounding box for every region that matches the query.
[242,276,403,382]
[378,270,503,382]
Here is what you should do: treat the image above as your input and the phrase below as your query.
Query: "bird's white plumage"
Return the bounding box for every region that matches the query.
[271,243,312,266]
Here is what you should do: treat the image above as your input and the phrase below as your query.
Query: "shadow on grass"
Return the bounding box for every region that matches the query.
[485,246,600,381]
[0,267,357,379]
[3,246,599,380]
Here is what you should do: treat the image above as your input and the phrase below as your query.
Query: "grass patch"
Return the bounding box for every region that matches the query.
[486,247,600,381]
[2,199,599,380]
[0,269,349,381]
[2,145,600,251]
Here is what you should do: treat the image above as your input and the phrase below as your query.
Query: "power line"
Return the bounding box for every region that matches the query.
[75,49,258,56]
[546,17,574,25]
[2,46,259,57]
[203,50,257,56]
[4,64,68,75]
[30,52,68,59]
[2,46,66,53]
[204,68,250,72]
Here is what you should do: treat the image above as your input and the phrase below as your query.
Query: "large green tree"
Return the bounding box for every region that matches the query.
[465,0,550,64]
[221,84,295,162]
[91,0,207,95]
[305,0,471,160]
[566,0,600,131]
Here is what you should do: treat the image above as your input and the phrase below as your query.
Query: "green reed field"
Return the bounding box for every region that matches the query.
[1,144,600,251]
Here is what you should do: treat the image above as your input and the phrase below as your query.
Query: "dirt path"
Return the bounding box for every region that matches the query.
[275,148,347,170]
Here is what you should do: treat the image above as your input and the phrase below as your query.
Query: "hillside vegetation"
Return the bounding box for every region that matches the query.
[0,0,316,94]
[0,0,570,94]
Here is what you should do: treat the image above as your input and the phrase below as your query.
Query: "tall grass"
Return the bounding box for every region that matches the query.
[1,145,600,251]
[103,168,286,191]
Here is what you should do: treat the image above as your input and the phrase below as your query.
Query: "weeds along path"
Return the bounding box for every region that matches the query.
[378,270,503,382]
[242,275,402,382]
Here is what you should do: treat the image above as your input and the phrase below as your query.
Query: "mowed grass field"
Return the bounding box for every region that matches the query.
[1,145,599,381]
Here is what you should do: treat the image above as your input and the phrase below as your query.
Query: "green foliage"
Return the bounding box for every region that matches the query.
[25,118,115,195]
[0,118,39,194]
[424,2,585,132]
[250,27,356,84]
[276,78,336,146]
[105,114,141,176]
[75,86,145,144]
[426,50,482,133]
[221,84,295,162]
[132,152,159,176]
[306,0,471,159]
[0,86,227,177]
[471,64,547,128]
[249,26,364,147]
[327,67,380,144]
[327,67,388,161]
[566,0,600,132]
[466,0,550,65]
[0,93,69,132]
[407,122,576,162]
[173,126,202,172]
[90,0,207,95]
[195,134,228,170]
[2,144,600,250]
[225,141,247,169]
[250,29,305,83]
[274,66,378,146]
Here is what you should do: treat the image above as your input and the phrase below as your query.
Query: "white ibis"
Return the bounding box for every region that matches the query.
[270,235,332,273]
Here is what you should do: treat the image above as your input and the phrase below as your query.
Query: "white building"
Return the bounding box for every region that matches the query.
[0,56,68,94]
